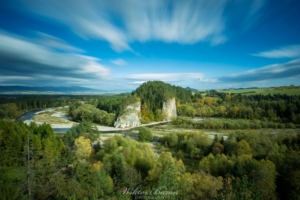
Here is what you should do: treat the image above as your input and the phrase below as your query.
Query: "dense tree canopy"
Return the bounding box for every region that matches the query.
[138,127,153,142]
[0,119,299,199]
[69,103,115,126]
[133,81,192,113]
[1,83,300,199]
[131,81,192,122]
[178,92,300,124]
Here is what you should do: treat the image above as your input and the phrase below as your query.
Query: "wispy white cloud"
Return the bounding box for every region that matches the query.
[111,59,127,66]
[16,0,267,52]
[0,31,110,86]
[131,81,146,85]
[218,59,300,82]
[252,45,300,58]
[197,77,218,83]
[35,32,84,53]
[129,73,205,82]
[242,0,268,31]
[120,0,227,45]
[0,76,33,82]
[127,73,218,87]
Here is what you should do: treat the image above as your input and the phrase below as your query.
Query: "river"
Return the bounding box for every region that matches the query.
[17,107,74,133]
[18,107,169,133]
[17,108,45,121]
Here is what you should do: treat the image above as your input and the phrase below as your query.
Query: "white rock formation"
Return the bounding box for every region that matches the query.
[114,102,141,128]
[162,97,177,121]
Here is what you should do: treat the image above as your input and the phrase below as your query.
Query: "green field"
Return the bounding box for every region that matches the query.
[218,87,300,95]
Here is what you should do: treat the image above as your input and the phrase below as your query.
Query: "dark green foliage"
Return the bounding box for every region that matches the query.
[162,132,178,149]
[177,104,196,117]
[138,127,153,142]
[155,153,178,196]
[272,150,300,200]
[211,142,224,155]
[176,92,300,124]
[119,95,140,115]
[69,103,115,126]
[173,117,294,130]
[0,103,22,119]
[0,95,78,117]
[234,131,276,159]
[0,95,115,120]
[95,169,114,198]
[1,119,300,199]
[1,88,300,199]
[97,94,125,114]
[0,120,65,199]
[63,120,99,146]
[229,175,264,200]
[133,81,192,113]
[97,93,137,117]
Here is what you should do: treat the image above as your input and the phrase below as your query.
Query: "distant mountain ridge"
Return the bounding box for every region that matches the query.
[222,87,259,90]
[0,85,104,92]
[0,85,108,93]
[185,86,198,92]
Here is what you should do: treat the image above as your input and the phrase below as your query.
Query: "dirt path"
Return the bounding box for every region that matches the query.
[26,119,171,132]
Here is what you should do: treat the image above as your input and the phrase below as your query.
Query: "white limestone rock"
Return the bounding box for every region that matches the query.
[162,97,177,121]
[114,102,141,128]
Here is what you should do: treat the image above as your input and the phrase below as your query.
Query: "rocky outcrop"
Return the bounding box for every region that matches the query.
[163,97,177,121]
[114,102,141,128]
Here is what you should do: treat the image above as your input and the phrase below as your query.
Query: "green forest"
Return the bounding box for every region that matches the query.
[1,119,300,199]
[0,82,300,199]
[0,95,99,120]
[133,81,193,122]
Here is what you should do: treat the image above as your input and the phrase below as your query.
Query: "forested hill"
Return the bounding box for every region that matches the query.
[132,81,192,113]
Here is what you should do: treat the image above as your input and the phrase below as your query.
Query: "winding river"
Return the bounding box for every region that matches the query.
[18,107,169,133]
[17,108,74,133]
[17,109,45,121]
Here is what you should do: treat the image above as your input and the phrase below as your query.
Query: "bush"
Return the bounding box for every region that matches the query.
[286,123,296,129]
[138,127,153,142]
[279,123,285,129]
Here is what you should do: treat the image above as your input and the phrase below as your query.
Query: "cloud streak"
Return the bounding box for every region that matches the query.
[127,73,209,84]
[111,59,127,66]
[218,59,300,83]
[0,31,110,86]
[35,32,84,53]
[252,45,300,58]
[15,0,266,52]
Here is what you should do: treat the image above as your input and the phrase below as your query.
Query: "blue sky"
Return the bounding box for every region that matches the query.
[0,0,300,90]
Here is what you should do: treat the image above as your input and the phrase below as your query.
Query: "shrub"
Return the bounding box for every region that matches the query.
[138,127,153,142]
[286,123,296,129]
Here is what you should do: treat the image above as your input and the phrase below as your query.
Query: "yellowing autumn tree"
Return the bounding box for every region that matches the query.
[75,136,93,159]
[235,140,252,156]
[92,161,103,172]
[192,172,223,199]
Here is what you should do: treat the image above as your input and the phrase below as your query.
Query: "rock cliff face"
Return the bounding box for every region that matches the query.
[114,102,141,128]
[114,97,177,128]
[163,97,177,121]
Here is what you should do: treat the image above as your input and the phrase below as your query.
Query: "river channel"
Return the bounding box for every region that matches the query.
[17,108,73,133]
[17,107,169,134]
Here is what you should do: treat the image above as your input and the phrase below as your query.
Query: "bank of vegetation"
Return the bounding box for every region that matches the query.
[68,103,116,126]
[1,82,300,199]
[218,84,300,96]
[1,120,300,199]
[133,81,192,123]
[177,91,300,125]
[0,95,100,119]
[173,117,296,129]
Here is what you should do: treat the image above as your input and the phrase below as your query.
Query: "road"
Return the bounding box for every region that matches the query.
[41,120,171,133]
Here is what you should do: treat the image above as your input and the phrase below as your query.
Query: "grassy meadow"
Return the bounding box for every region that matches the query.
[218,87,300,95]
